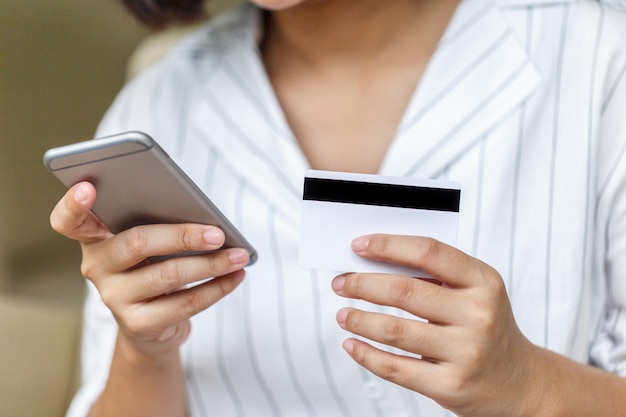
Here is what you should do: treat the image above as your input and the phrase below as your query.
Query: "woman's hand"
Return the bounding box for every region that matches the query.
[332,234,547,417]
[50,181,249,357]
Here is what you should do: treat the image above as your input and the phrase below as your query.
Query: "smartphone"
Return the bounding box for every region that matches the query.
[43,131,257,265]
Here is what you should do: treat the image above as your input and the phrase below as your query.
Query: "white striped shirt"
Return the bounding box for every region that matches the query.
[67,1,626,416]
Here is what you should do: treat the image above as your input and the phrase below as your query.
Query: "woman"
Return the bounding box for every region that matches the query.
[52,0,626,416]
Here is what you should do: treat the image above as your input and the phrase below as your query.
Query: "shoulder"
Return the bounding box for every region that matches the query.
[560,1,626,68]
[96,3,260,143]
[499,0,626,39]
[502,1,626,92]
[572,1,626,98]
[165,2,259,62]
[129,2,258,87]
[573,0,626,40]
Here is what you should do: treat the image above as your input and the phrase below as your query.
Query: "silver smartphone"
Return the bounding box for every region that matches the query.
[43,131,257,266]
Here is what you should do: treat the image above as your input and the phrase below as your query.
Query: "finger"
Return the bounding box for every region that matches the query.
[343,337,441,399]
[49,182,112,243]
[332,273,459,324]
[121,270,245,339]
[352,235,495,288]
[336,307,448,359]
[84,223,228,275]
[121,247,249,301]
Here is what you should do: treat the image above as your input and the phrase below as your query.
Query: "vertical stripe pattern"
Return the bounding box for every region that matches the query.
[65,2,626,417]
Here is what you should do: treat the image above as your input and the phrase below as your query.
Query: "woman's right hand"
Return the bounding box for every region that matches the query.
[50,181,249,357]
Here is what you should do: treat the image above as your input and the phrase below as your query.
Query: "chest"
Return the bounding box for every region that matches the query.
[270,67,426,174]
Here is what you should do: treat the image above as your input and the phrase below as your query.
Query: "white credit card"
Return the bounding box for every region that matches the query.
[298,170,461,278]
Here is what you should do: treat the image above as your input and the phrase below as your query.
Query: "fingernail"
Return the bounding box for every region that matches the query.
[203,229,223,246]
[352,236,370,253]
[336,308,349,325]
[343,339,354,355]
[332,275,346,292]
[228,249,248,265]
[74,183,88,203]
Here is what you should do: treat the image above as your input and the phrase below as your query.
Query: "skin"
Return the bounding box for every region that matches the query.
[332,235,626,416]
[261,0,457,173]
[51,181,249,417]
[50,0,626,416]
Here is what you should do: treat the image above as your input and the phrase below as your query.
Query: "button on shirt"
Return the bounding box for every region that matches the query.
[67,1,626,416]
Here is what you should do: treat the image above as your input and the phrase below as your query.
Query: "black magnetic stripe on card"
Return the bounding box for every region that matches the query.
[303,177,460,212]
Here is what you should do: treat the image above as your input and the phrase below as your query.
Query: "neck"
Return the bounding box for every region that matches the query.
[261,0,461,69]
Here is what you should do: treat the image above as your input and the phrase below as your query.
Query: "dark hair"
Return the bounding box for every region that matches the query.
[120,0,207,29]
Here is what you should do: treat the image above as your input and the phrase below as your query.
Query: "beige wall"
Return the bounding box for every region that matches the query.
[0,1,149,301]
[0,4,149,415]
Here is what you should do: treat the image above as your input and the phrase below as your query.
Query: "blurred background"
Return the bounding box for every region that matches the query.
[0,1,238,416]
[0,2,147,416]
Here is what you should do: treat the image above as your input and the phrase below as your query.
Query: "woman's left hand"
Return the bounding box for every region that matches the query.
[332,234,546,417]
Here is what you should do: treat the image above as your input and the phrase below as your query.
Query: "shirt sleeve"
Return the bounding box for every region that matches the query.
[589,42,626,376]
[65,281,117,417]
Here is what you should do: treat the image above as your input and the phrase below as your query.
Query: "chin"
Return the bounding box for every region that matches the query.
[248,0,307,10]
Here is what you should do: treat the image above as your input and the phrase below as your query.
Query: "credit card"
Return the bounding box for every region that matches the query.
[298,170,461,278]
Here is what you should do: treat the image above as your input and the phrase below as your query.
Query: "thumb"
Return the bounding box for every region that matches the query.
[50,182,113,243]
